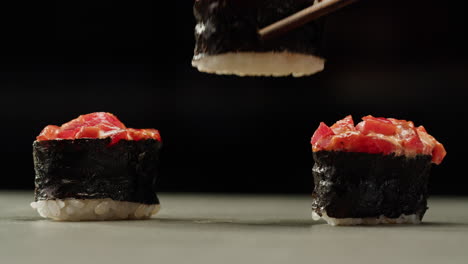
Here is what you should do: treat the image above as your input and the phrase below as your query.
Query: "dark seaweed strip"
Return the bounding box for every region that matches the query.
[33,138,161,204]
[312,151,432,219]
[194,0,323,56]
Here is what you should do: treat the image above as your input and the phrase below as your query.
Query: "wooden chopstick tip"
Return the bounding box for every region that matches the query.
[259,0,360,41]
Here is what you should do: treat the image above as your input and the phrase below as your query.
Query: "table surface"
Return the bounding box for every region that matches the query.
[1,192,467,264]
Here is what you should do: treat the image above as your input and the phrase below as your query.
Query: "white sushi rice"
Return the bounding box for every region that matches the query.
[312,211,421,226]
[192,51,325,77]
[30,198,160,221]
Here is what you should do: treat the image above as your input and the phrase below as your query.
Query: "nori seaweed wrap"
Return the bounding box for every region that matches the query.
[193,0,325,77]
[310,115,446,225]
[30,112,162,221]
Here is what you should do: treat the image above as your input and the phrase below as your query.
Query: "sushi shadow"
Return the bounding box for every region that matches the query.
[10,217,468,230]
[334,221,468,229]
[5,215,45,222]
[150,217,318,228]
[147,218,468,229]
[4,214,317,227]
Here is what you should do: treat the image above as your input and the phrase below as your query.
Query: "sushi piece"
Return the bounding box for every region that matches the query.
[192,0,325,77]
[310,115,446,226]
[31,112,162,221]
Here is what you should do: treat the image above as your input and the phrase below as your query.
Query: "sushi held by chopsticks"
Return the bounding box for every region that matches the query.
[31,112,162,221]
[310,116,447,226]
[192,0,325,77]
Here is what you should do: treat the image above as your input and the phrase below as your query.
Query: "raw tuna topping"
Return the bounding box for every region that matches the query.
[311,115,446,164]
[36,112,161,145]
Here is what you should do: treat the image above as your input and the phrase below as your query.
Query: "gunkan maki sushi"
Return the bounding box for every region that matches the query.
[30,112,162,221]
[310,115,446,225]
[193,0,325,77]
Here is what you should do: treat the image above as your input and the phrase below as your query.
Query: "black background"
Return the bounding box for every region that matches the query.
[0,0,465,194]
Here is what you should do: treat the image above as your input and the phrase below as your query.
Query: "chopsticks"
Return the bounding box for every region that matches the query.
[259,0,359,40]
